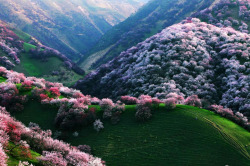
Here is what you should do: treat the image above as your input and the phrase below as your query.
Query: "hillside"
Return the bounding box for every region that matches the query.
[0,67,249,166]
[78,0,215,71]
[193,0,250,33]
[66,105,250,166]
[74,19,250,117]
[0,20,84,86]
[12,103,250,165]
[0,0,147,59]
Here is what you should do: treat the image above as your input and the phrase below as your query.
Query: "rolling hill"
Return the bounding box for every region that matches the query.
[0,0,147,59]
[74,19,250,117]
[13,103,250,166]
[78,0,215,71]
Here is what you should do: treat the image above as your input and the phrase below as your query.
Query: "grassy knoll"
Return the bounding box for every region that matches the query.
[14,53,62,77]
[67,105,250,166]
[13,102,250,166]
[1,40,82,86]
[7,142,41,166]
[13,51,82,86]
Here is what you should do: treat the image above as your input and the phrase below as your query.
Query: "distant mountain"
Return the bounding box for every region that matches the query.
[0,20,84,86]
[74,19,250,117]
[0,0,146,59]
[78,0,215,71]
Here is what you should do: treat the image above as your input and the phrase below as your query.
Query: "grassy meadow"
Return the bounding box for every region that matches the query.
[12,102,250,166]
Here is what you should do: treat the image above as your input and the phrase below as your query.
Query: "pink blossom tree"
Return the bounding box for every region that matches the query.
[185,95,202,108]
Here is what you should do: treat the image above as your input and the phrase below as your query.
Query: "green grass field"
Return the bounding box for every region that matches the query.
[13,100,58,132]
[13,102,250,166]
[14,52,62,77]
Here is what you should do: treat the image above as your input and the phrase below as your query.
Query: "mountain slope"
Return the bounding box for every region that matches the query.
[193,0,250,33]
[78,0,215,71]
[0,20,84,86]
[0,0,146,59]
[74,19,250,116]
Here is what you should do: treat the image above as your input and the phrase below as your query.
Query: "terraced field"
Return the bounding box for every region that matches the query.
[14,103,250,166]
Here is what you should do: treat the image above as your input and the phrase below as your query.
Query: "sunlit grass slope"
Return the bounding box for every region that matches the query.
[12,43,82,87]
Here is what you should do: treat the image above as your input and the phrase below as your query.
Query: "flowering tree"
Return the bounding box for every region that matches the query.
[120,96,138,105]
[49,87,61,98]
[93,119,104,132]
[185,95,202,108]
[135,95,153,122]
[164,98,177,110]
[210,105,234,118]
[0,144,8,166]
[21,80,34,91]
[77,145,92,154]
[38,151,68,166]
[100,99,115,119]
[135,106,152,122]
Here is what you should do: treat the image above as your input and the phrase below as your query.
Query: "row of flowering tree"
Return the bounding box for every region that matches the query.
[0,106,104,166]
[1,66,249,132]
[0,21,23,68]
[0,66,93,131]
[120,94,249,131]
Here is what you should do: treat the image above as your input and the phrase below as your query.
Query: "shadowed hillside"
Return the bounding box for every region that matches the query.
[0,0,147,59]
[78,0,215,71]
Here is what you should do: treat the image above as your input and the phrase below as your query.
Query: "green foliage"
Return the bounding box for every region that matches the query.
[6,142,40,166]
[0,76,7,83]
[16,83,33,96]
[23,43,36,52]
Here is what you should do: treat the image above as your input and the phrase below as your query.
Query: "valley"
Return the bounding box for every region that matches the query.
[0,0,249,166]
